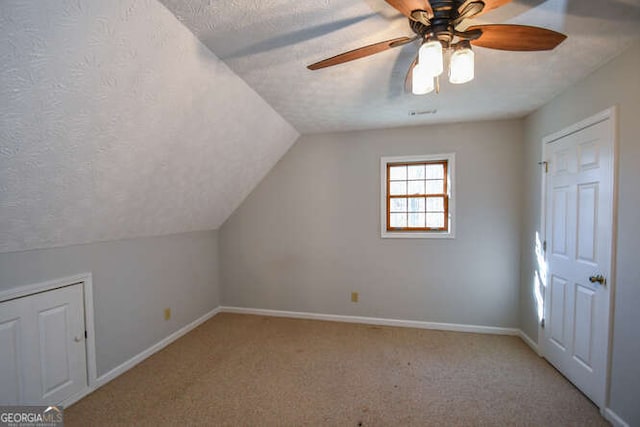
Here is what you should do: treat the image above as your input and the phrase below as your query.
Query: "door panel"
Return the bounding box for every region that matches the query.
[30,284,87,404]
[553,148,571,174]
[578,141,599,170]
[542,114,614,408]
[0,283,87,405]
[549,275,567,350]
[38,304,73,399]
[552,188,569,256]
[573,284,595,369]
[0,317,22,404]
[577,183,598,263]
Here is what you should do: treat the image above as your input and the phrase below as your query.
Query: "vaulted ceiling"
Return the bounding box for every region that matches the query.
[0,1,298,253]
[160,0,640,133]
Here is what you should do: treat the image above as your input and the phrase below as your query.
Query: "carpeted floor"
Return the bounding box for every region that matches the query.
[66,313,608,426]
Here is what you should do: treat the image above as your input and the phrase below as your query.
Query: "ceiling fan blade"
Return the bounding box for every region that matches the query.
[475,0,512,16]
[455,0,485,23]
[390,35,419,48]
[468,24,567,51]
[384,0,433,20]
[405,56,418,94]
[307,37,414,70]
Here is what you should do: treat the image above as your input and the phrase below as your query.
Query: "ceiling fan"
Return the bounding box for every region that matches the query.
[307,0,567,95]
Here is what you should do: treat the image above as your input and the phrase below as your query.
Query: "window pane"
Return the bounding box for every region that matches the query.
[390,181,407,195]
[407,164,425,180]
[426,179,444,194]
[408,212,425,228]
[426,212,445,228]
[408,197,425,212]
[426,164,444,179]
[390,213,407,228]
[426,197,444,212]
[407,180,425,195]
[390,198,407,212]
[389,165,406,180]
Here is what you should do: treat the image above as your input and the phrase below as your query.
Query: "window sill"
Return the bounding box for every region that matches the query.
[381,230,455,239]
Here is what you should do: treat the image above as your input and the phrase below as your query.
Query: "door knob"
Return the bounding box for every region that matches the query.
[589,274,606,285]
[74,336,83,342]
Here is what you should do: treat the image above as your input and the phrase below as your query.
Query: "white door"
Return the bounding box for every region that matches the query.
[0,283,87,405]
[542,112,614,407]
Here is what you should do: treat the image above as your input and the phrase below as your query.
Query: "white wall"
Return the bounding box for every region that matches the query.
[0,230,219,377]
[0,0,299,254]
[220,119,524,328]
[521,41,640,425]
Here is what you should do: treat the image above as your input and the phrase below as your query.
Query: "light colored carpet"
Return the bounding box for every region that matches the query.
[67,313,608,426]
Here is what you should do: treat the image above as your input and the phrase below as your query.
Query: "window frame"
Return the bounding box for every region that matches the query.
[380,153,455,239]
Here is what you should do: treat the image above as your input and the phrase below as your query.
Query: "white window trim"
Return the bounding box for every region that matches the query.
[380,153,456,239]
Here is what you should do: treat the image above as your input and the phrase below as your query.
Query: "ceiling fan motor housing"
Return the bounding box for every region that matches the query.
[411,0,485,47]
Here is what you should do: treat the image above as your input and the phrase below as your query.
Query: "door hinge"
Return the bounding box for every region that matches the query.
[543,240,547,252]
[540,318,545,328]
[538,161,549,173]
[84,330,88,339]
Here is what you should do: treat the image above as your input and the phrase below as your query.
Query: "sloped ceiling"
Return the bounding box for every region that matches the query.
[160,0,640,133]
[0,0,299,253]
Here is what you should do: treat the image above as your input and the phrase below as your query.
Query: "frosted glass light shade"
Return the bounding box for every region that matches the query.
[412,64,435,95]
[449,47,475,84]
[418,40,443,77]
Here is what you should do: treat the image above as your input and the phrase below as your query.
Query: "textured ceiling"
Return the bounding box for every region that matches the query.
[0,0,299,253]
[159,0,640,133]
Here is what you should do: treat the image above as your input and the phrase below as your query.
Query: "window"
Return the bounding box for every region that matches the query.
[381,153,455,238]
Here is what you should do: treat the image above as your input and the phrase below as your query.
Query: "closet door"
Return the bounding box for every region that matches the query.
[0,297,26,404]
[0,283,87,405]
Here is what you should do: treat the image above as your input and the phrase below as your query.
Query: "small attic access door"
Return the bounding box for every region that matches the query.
[0,279,93,405]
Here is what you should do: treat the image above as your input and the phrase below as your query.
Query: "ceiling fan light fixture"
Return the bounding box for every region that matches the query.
[418,39,443,77]
[449,43,475,84]
[307,1,568,96]
[412,64,435,95]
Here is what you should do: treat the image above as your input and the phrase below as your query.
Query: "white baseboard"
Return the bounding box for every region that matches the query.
[518,330,541,356]
[96,307,221,388]
[63,307,221,407]
[64,305,519,408]
[219,306,519,336]
[60,386,93,408]
[58,307,220,408]
[603,408,629,427]
[65,304,629,426]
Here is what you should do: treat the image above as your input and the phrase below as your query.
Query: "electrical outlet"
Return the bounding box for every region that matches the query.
[351,292,359,303]
[164,307,171,321]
